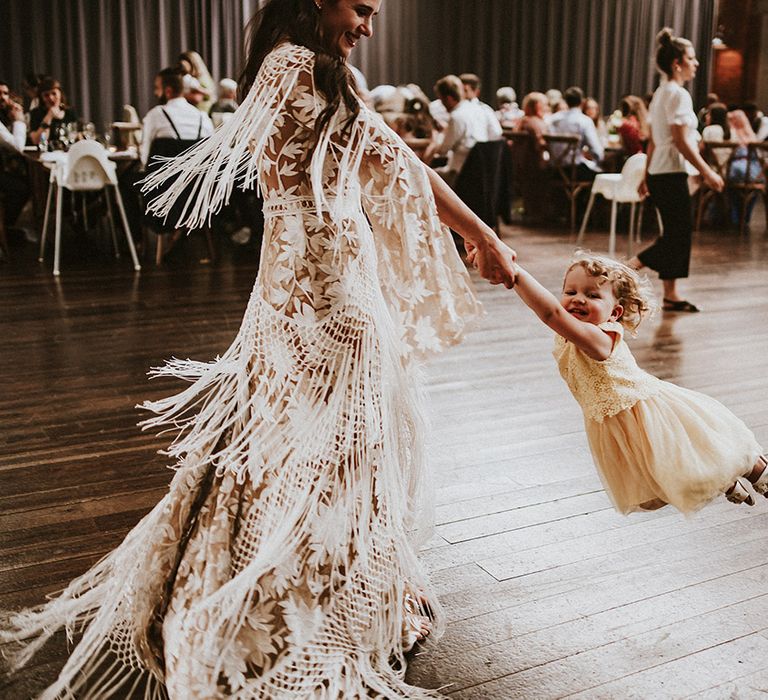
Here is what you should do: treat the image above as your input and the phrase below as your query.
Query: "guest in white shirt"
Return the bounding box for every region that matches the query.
[423,75,487,187]
[495,87,523,129]
[550,86,604,179]
[0,80,31,238]
[141,68,213,168]
[743,103,768,141]
[627,28,724,312]
[0,81,27,152]
[459,73,502,141]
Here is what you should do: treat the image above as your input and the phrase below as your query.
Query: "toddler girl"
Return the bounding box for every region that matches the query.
[510,252,766,514]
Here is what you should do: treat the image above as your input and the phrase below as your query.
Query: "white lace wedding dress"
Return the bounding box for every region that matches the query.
[1,43,481,699]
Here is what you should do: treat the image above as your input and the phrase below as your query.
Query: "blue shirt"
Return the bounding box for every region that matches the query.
[550,107,604,171]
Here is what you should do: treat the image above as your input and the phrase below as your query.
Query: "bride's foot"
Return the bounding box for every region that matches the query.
[402,591,433,653]
[746,455,768,498]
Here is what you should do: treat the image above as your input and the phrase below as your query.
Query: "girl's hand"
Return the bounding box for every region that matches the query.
[703,168,724,193]
[46,106,64,122]
[9,102,24,122]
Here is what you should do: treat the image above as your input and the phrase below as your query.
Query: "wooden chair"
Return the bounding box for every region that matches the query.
[728,142,768,234]
[543,134,593,233]
[695,141,740,232]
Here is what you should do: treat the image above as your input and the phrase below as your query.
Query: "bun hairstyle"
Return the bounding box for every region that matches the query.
[655,27,693,78]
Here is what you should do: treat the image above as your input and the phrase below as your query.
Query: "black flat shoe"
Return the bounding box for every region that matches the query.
[662,298,700,312]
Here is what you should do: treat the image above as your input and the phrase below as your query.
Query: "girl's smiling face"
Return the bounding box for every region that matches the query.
[561,265,623,326]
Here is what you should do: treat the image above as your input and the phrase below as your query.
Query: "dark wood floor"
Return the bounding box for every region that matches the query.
[1,213,767,698]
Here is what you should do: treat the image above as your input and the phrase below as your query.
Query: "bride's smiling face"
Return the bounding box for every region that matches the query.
[318,0,380,59]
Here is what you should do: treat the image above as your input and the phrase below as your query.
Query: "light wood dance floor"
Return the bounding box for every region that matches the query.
[1,216,767,698]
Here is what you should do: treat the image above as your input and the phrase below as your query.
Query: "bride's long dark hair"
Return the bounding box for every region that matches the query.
[238,0,360,138]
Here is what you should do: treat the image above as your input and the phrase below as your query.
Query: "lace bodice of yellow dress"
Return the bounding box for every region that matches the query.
[553,321,663,423]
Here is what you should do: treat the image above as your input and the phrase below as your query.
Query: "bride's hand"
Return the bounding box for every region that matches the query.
[471,236,517,288]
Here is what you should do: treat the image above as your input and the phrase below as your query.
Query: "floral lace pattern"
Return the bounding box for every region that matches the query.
[1,43,478,699]
[553,321,663,423]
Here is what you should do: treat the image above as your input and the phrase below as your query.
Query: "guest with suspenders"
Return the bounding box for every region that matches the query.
[139,67,213,260]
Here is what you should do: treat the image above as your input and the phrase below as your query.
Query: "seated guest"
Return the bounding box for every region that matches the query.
[697,92,719,131]
[395,97,437,140]
[459,73,502,141]
[545,88,564,125]
[0,81,27,152]
[550,86,604,179]
[742,102,768,141]
[140,67,213,168]
[209,78,239,118]
[582,97,609,145]
[516,92,550,220]
[22,73,44,113]
[178,50,215,113]
[28,77,77,146]
[701,102,729,142]
[183,74,211,109]
[726,109,763,224]
[617,95,649,155]
[0,80,31,241]
[423,74,486,187]
[495,87,523,129]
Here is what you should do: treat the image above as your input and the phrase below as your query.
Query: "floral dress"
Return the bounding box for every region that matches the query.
[1,43,481,699]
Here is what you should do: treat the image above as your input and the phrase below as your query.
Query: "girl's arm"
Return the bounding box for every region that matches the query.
[513,266,615,360]
[425,166,517,289]
[638,136,654,198]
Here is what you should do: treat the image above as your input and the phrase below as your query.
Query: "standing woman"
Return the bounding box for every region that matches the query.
[1,1,516,698]
[629,28,723,312]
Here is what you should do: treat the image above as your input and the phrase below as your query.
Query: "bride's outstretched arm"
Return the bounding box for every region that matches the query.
[425,166,517,288]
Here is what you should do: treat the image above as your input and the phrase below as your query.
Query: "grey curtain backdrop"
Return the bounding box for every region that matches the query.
[2,0,715,129]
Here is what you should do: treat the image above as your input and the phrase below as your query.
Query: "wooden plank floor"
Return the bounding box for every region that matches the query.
[1,214,767,699]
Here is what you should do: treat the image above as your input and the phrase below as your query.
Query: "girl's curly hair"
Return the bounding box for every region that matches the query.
[566,252,656,332]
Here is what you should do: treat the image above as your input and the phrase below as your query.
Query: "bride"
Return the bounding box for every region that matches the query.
[1,1,516,697]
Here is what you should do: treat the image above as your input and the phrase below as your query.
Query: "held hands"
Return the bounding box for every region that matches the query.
[465,236,517,289]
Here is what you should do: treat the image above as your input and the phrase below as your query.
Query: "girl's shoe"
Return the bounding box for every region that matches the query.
[750,455,768,498]
[726,477,755,506]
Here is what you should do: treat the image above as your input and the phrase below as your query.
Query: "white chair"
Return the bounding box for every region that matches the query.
[578,153,650,256]
[38,141,141,276]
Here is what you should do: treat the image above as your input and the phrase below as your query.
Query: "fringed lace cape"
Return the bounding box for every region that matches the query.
[1,43,482,699]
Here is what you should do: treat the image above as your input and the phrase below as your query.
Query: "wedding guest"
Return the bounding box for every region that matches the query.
[140,67,213,167]
[178,50,215,112]
[617,95,649,155]
[545,88,565,125]
[21,73,44,113]
[701,102,729,142]
[27,77,77,147]
[742,102,768,141]
[183,74,211,109]
[423,74,486,187]
[459,73,502,141]
[517,91,550,220]
[550,86,603,179]
[583,97,609,145]
[629,28,723,312]
[209,78,239,117]
[726,109,763,224]
[495,87,523,129]
[0,81,27,152]
[0,80,31,241]
[697,92,719,131]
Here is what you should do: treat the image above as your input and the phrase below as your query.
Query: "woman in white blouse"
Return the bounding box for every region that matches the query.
[629,28,724,312]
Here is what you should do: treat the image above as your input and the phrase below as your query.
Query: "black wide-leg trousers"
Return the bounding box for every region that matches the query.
[637,172,692,280]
